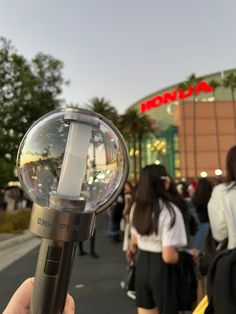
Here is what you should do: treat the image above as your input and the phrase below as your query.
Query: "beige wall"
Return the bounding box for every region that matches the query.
[178,100,236,178]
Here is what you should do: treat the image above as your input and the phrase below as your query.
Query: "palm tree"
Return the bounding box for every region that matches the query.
[86,97,119,166]
[209,79,221,170]
[178,82,188,178]
[223,73,236,139]
[120,109,139,184]
[120,108,154,184]
[136,115,155,173]
[86,96,118,125]
[186,74,201,178]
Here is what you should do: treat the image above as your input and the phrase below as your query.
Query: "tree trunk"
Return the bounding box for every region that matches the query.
[182,99,188,178]
[138,135,142,174]
[192,94,197,177]
[213,93,221,169]
[133,135,137,185]
[231,88,236,141]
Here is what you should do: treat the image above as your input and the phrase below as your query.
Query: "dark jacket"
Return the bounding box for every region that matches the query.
[163,251,197,314]
[205,249,236,314]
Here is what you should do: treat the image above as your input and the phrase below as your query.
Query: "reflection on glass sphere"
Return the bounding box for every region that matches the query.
[17,107,129,214]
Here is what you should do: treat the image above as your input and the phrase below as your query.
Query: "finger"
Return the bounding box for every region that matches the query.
[63,294,75,314]
[3,277,34,313]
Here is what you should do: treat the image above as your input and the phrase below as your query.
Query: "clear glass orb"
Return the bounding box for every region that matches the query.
[17,107,129,214]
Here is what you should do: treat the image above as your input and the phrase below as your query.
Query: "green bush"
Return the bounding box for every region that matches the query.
[0,210,31,233]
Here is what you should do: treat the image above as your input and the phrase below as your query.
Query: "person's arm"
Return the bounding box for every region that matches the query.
[126,233,137,262]
[162,246,179,264]
[3,278,75,314]
[160,205,187,264]
[123,195,131,220]
[208,187,228,242]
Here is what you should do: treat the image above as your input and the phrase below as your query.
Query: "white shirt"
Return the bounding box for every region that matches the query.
[208,182,236,249]
[130,201,187,253]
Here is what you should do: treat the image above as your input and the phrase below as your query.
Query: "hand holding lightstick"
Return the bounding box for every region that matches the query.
[17,107,129,314]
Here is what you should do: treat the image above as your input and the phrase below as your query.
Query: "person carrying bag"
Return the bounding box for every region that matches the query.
[128,164,187,314]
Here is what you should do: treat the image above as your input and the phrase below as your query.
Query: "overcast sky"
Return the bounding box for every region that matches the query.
[1,0,236,113]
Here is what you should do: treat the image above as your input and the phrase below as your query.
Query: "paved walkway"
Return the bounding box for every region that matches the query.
[0,233,17,241]
[0,233,40,271]
[0,212,136,314]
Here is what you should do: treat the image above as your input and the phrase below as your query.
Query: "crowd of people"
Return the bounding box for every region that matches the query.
[113,145,236,314]
[0,184,30,212]
[4,145,236,314]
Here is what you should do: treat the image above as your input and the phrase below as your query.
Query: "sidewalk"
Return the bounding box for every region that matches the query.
[0,230,40,272]
[0,233,17,241]
[0,230,34,249]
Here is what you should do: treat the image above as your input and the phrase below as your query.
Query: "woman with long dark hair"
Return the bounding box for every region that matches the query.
[202,146,236,313]
[127,164,187,314]
[208,145,236,249]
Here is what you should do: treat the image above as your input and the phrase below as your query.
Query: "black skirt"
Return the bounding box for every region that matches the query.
[135,250,164,309]
[135,250,179,314]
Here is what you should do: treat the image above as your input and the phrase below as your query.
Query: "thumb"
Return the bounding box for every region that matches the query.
[63,294,75,314]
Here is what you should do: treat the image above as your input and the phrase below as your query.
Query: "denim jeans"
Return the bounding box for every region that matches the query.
[195,222,209,251]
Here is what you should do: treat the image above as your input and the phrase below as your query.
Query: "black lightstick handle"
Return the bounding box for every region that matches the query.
[30,239,76,314]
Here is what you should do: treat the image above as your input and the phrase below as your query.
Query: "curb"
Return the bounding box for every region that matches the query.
[0,231,36,250]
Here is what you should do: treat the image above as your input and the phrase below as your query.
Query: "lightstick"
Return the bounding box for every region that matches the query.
[17,107,129,314]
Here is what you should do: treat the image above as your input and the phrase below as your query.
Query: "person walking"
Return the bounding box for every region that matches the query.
[78,229,99,258]
[191,178,213,302]
[192,178,213,252]
[176,181,200,249]
[107,190,125,242]
[122,181,134,252]
[127,164,187,314]
[208,145,236,249]
[204,145,236,314]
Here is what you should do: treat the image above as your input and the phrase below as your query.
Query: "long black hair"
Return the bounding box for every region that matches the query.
[192,178,213,210]
[226,145,236,184]
[132,164,176,235]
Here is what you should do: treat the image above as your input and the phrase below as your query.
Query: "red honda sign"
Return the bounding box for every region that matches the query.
[140,81,213,113]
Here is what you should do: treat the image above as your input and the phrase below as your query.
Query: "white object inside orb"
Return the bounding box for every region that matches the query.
[57,122,92,198]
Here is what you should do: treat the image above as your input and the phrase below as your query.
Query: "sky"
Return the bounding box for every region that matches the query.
[1,0,236,114]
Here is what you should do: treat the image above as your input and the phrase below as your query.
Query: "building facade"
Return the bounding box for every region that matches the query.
[130,69,236,179]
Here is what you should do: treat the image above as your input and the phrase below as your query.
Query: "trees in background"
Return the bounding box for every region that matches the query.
[86,96,118,124]
[119,108,154,184]
[0,37,67,187]
[86,99,154,184]
[185,73,201,177]
[178,82,188,178]
[223,72,236,138]
[86,97,119,167]
[136,114,155,174]
[0,37,154,188]
[209,79,221,170]
[3,36,236,187]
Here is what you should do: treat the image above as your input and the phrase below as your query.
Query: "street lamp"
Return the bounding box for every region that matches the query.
[200,171,208,178]
[215,168,223,183]
[215,168,222,176]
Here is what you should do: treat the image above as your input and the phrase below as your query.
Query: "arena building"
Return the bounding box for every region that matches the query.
[130,68,236,179]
